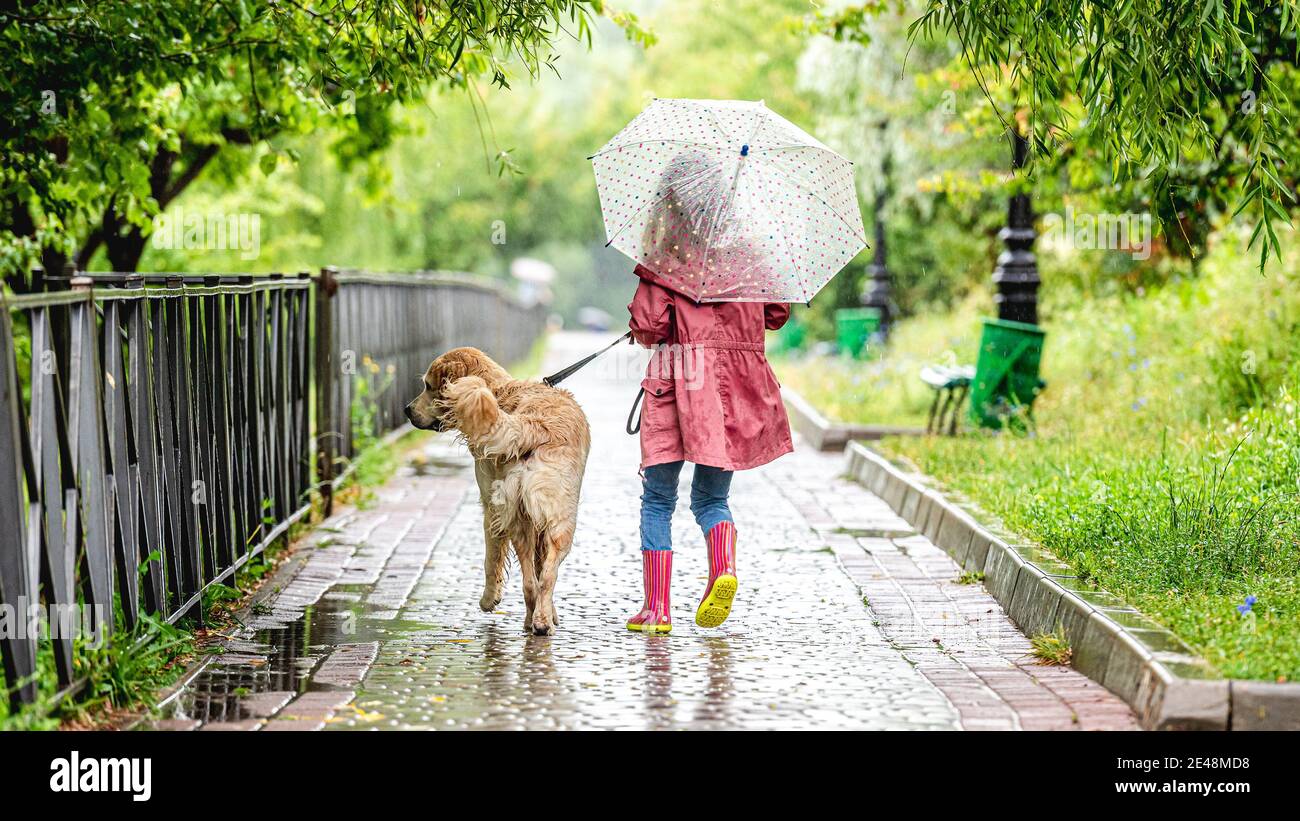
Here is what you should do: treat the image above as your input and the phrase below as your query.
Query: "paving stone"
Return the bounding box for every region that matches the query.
[237,690,296,719]
[262,717,327,731]
[281,689,356,716]
[312,643,380,688]
[199,719,264,731]
[142,718,201,731]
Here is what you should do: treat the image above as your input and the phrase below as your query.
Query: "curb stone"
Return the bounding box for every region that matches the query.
[781,387,924,450]
[1229,682,1300,730]
[843,441,1293,731]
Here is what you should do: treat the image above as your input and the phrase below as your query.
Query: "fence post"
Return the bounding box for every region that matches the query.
[314,266,338,516]
[0,289,37,707]
[296,272,311,514]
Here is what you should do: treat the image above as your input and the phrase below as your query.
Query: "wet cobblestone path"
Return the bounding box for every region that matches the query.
[152,332,1137,731]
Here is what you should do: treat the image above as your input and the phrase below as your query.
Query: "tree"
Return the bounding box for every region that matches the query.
[161,0,813,322]
[796,8,1008,327]
[815,1,1300,268]
[0,0,632,286]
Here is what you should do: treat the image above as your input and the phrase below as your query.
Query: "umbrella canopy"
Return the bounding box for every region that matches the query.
[590,98,867,303]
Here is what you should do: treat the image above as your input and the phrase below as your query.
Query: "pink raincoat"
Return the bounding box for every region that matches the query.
[628,265,794,471]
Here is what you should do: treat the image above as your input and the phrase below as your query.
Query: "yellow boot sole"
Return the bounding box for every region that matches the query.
[694,574,737,628]
[627,619,672,634]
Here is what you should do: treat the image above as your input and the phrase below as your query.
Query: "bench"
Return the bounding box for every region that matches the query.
[920,364,975,435]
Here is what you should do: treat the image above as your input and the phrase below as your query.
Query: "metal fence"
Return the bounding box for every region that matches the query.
[315,269,547,505]
[0,268,546,707]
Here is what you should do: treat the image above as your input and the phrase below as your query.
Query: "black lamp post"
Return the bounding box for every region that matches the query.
[860,121,894,336]
[991,127,1040,325]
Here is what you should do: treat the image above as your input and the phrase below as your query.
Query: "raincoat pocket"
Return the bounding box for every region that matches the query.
[639,376,677,437]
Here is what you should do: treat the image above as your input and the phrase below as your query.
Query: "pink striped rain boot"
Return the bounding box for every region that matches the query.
[626,550,672,633]
[695,521,737,628]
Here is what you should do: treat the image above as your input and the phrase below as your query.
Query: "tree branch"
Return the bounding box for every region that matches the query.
[75,137,222,269]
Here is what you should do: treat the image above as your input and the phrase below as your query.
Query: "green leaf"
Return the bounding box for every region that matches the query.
[259,151,280,176]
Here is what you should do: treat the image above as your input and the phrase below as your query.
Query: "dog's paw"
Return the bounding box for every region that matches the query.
[479,588,502,612]
[530,618,555,637]
[526,609,554,636]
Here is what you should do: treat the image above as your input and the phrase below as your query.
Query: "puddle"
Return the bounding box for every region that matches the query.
[159,439,469,726]
[163,587,433,723]
[407,453,471,477]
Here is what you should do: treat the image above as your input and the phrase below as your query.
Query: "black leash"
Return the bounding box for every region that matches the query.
[541,330,648,436]
[542,330,632,388]
[626,387,645,435]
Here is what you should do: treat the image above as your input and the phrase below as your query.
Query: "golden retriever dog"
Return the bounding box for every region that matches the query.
[404,347,590,636]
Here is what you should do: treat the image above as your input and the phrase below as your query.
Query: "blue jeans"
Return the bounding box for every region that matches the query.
[640,461,734,551]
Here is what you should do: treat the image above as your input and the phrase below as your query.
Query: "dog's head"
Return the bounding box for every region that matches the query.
[405,347,509,431]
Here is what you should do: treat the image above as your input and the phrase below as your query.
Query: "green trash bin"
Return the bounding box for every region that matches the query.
[969,317,1046,429]
[835,307,881,360]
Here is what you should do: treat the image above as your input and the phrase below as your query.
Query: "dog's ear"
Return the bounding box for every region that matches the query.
[432,353,471,389]
[441,348,499,385]
[433,347,508,392]
[444,376,498,438]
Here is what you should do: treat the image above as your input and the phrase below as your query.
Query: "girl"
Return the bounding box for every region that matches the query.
[624,151,794,633]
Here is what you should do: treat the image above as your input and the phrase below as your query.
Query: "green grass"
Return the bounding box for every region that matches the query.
[0,615,195,731]
[778,236,1300,681]
[1030,628,1074,666]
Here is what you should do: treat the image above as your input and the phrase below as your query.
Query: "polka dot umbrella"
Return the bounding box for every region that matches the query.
[590,98,868,303]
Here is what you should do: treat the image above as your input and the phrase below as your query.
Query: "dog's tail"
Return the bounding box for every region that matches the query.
[440,376,548,461]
